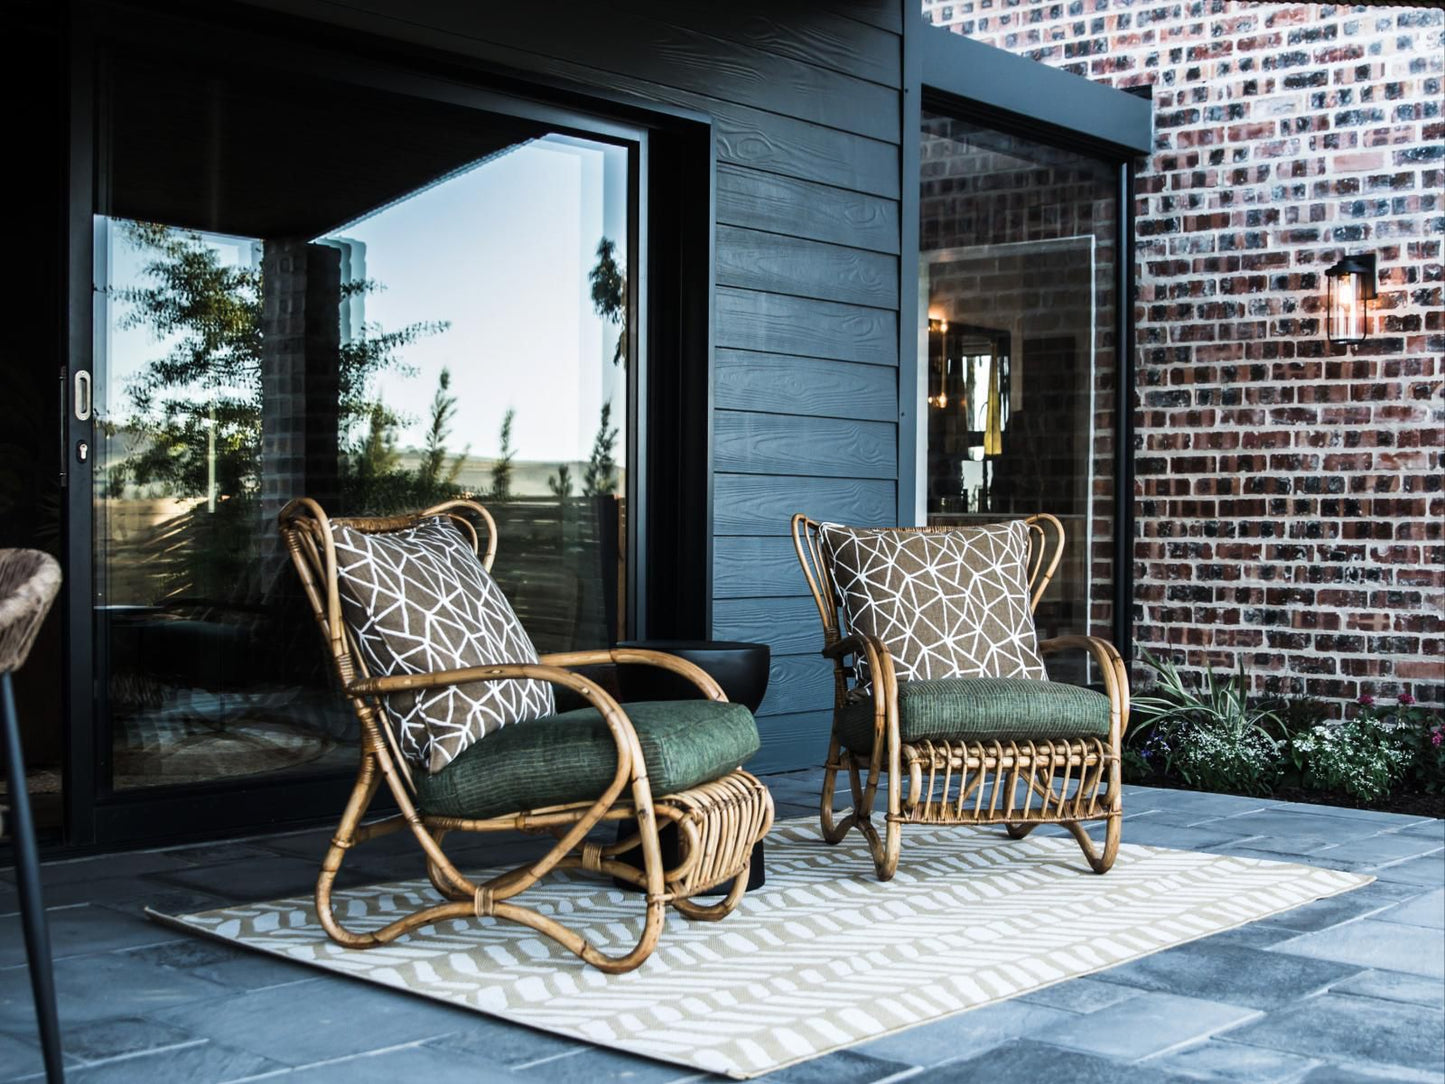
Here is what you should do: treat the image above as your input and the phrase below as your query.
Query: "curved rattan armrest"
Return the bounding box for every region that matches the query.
[537,648,727,702]
[348,662,645,796]
[1037,635,1131,734]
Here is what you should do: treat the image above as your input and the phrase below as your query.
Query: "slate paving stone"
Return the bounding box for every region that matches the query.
[1271,918,1445,980]
[119,937,317,992]
[1020,976,1142,1014]
[1371,854,1445,887]
[149,974,483,1067]
[1033,992,1261,1060]
[423,1016,584,1067]
[1220,993,1445,1074]
[1252,880,1427,934]
[1330,969,1445,1008]
[856,998,1075,1067]
[285,1042,525,1082]
[1299,1061,1445,1084]
[1397,820,1445,841]
[1224,834,1340,858]
[56,1016,200,1065]
[61,1038,285,1082]
[750,1047,914,1084]
[1189,922,1301,949]
[0,948,231,1032]
[1312,835,1445,865]
[0,903,184,968]
[1210,810,1390,841]
[1148,1039,1320,1082]
[925,1038,1203,1083]
[1376,888,1445,930]
[0,1030,82,1082]
[150,855,402,902]
[1113,825,1251,851]
[1092,939,1362,1009]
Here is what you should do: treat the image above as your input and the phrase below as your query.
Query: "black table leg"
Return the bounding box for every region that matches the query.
[1,672,64,1083]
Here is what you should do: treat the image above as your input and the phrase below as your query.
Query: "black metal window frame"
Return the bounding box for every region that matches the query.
[60,0,714,850]
[898,12,1151,660]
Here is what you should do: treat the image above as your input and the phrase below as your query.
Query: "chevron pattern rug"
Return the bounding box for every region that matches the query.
[151,820,1371,1079]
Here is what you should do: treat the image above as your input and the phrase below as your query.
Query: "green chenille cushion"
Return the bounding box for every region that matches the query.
[835,677,1112,754]
[414,699,760,819]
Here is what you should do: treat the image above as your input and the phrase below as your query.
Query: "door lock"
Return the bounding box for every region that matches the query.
[76,441,89,463]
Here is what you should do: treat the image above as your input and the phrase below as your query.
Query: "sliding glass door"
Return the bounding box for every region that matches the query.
[82,30,637,803]
[918,111,1122,675]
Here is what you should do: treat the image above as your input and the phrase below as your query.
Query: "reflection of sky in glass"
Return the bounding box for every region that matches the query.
[103,133,627,468]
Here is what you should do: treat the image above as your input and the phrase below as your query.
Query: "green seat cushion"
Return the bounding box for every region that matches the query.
[414,699,760,819]
[836,677,1112,754]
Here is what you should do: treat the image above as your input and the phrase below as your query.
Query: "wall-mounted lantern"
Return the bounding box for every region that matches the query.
[1324,252,1377,348]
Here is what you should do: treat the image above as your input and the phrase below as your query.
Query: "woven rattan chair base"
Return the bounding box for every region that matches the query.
[822,738,1121,879]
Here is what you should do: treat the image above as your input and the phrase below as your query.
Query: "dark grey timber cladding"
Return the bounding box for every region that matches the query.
[239,0,903,772]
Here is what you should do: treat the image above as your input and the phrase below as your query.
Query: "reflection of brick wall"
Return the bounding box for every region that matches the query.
[925,0,1444,710]
[921,121,1119,642]
[259,240,341,592]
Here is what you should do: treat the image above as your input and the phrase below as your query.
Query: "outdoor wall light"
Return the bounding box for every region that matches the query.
[1324,252,1376,348]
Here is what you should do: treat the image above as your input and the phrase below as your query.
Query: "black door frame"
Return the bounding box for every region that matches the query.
[899,12,1152,661]
[60,0,714,851]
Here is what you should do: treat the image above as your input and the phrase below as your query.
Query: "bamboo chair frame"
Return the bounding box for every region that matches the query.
[280,498,773,973]
[791,513,1129,881]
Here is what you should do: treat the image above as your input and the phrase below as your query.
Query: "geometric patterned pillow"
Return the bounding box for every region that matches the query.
[818,520,1047,688]
[333,517,555,773]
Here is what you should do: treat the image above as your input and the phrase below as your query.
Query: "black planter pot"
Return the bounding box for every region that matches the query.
[611,638,770,895]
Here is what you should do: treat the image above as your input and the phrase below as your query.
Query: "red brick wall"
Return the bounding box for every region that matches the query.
[924,0,1445,710]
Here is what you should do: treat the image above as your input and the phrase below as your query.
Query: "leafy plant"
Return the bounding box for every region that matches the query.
[1129,649,1285,795]
[582,401,619,497]
[588,237,626,366]
[489,408,517,500]
[547,463,574,498]
[1290,700,1417,804]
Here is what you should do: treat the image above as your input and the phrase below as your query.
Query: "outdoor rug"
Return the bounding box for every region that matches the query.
[150,818,1372,1079]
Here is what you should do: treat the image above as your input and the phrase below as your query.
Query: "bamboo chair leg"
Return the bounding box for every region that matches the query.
[425,828,472,902]
[672,861,751,921]
[316,756,388,948]
[1065,814,1122,874]
[819,737,855,844]
[1005,822,1038,839]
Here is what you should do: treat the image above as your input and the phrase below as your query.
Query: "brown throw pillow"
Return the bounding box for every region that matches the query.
[333,517,554,773]
[818,521,1047,686]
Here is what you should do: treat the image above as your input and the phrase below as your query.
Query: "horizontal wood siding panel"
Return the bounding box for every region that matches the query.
[610,0,901,87]
[716,166,900,254]
[715,350,898,422]
[711,112,899,198]
[713,474,896,536]
[243,2,901,197]
[716,288,898,366]
[716,225,898,308]
[714,535,814,600]
[713,597,825,656]
[756,651,834,718]
[715,411,896,479]
[753,711,831,773]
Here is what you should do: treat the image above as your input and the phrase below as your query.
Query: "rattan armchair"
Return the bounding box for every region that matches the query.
[791,513,1128,882]
[280,498,772,973]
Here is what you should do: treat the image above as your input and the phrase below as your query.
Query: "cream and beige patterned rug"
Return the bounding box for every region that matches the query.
[150,819,1371,1079]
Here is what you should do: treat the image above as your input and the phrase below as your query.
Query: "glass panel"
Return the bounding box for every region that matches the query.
[94,52,631,790]
[919,112,1118,677]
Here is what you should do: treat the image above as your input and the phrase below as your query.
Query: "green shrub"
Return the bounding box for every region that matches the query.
[1129,650,1285,795]
[1290,710,1414,804]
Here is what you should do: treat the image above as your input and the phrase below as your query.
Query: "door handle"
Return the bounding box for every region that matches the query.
[74,369,92,422]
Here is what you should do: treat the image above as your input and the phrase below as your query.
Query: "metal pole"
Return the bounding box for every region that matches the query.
[1,671,64,1082]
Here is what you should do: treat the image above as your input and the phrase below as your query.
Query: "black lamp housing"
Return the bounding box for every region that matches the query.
[1324,252,1377,346]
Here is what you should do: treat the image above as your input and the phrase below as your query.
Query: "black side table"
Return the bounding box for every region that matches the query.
[612,639,770,895]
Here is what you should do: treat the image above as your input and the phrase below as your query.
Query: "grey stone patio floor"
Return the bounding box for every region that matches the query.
[1,770,1441,1083]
